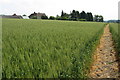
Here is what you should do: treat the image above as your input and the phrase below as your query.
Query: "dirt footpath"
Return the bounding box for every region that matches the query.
[89,24,120,78]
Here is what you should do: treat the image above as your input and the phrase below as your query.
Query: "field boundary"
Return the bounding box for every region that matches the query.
[0,15,2,79]
[89,24,120,78]
[109,24,120,78]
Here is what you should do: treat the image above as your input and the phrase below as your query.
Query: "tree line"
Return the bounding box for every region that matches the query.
[59,10,94,21]
[29,10,104,22]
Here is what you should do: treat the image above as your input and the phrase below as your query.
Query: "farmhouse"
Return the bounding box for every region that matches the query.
[1,14,23,19]
[29,12,46,19]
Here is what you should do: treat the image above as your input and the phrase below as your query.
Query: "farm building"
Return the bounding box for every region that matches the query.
[29,12,47,19]
[1,14,23,19]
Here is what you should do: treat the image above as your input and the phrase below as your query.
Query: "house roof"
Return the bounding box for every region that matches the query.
[37,13,46,16]
[29,12,46,17]
[1,15,23,19]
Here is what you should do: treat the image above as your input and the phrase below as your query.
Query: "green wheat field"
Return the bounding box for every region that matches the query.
[2,19,119,78]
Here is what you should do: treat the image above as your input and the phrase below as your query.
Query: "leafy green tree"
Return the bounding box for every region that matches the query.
[49,16,55,20]
[99,16,103,22]
[86,13,93,21]
[89,13,93,21]
[71,10,76,19]
[61,10,64,17]
[80,11,87,20]
[41,15,48,19]
[31,16,37,19]
[94,15,98,21]
[75,11,79,19]
[56,15,62,20]
[94,15,103,22]
[60,10,70,20]
[70,10,80,20]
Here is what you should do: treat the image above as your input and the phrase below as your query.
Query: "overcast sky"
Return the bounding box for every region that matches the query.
[0,0,119,20]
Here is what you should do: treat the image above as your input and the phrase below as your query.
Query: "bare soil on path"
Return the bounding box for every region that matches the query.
[89,24,120,78]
